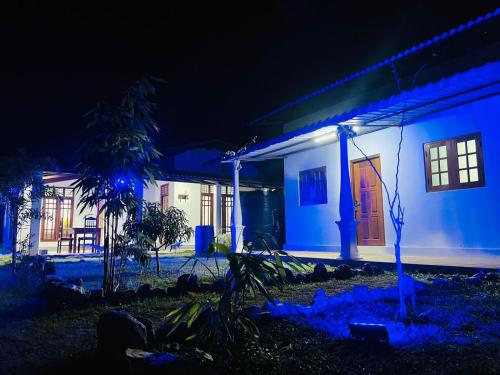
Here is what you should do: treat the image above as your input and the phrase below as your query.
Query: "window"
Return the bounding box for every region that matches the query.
[160,183,169,213]
[424,133,485,192]
[221,186,233,234]
[299,166,328,205]
[41,187,74,241]
[200,184,214,225]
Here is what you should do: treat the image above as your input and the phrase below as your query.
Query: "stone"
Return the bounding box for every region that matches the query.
[333,264,353,280]
[107,290,138,305]
[284,268,296,284]
[295,273,306,283]
[45,281,88,309]
[166,286,182,298]
[485,272,500,282]
[136,283,152,299]
[150,288,168,298]
[176,274,199,292]
[313,263,329,281]
[97,310,148,355]
[450,275,462,282]
[362,263,374,276]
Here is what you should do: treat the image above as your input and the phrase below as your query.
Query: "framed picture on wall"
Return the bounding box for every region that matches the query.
[299,166,328,206]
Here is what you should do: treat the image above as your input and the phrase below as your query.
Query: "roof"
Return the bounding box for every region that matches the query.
[248,8,500,130]
[228,60,500,161]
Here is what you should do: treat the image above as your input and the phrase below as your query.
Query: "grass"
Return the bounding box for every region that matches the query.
[0,269,498,374]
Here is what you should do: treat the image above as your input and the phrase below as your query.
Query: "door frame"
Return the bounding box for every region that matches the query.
[350,154,386,246]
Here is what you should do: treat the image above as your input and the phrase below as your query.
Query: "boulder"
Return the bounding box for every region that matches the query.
[107,290,138,305]
[166,286,182,298]
[125,349,183,372]
[150,288,168,298]
[137,284,153,299]
[176,274,199,293]
[362,263,374,276]
[284,268,296,284]
[312,263,329,281]
[97,310,148,355]
[295,273,306,284]
[333,264,353,280]
[45,281,88,309]
[465,276,483,286]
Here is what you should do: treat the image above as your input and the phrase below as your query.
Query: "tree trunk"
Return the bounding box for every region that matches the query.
[155,249,160,276]
[102,216,110,294]
[10,202,18,272]
[395,236,407,320]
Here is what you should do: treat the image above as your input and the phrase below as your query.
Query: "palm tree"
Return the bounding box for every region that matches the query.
[74,76,163,294]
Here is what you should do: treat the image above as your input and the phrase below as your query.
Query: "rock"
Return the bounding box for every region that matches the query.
[450,275,462,283]
[352,269,364,277]
[125,349,183,372]
[295,273,306,283]
[137,284,152,299]
[135,316,154,343]
[176,274,199,292]
[150,288,168,298]
[362,263,374,276]
[472,272,486,280]
[97,310,148,355]
[45,281,88,309]
[313,263,329,281]
[107,290,138,305]
[166,286,182,298]
[485,272,500,282]
[284,268,296,284]
[333,264,353,280]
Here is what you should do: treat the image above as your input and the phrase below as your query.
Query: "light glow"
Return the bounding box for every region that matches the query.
[314,132,337,144]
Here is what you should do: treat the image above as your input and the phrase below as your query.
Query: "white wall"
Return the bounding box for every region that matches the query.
[284,94,500,257]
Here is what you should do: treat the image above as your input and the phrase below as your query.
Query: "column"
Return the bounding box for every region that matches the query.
[29,195,41,256]
[231,160,245,252]
[215,182,222,236]
[335,125,360,260]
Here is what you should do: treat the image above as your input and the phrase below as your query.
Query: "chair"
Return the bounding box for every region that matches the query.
[57,220,74,254]
[78,215,97,253]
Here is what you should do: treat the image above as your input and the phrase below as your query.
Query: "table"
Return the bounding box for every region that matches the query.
[72,227,102,253]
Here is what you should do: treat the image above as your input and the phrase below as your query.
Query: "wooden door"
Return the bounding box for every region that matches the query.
[351,156,385,246]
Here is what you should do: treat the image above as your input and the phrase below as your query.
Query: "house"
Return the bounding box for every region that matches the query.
[223,10,500,264]
[0,147,282,255]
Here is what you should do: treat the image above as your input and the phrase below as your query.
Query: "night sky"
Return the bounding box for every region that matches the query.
[0,1,497,165]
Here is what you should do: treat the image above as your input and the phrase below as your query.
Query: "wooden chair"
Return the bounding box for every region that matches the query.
[57,220,74,254]
[78,215,97,253]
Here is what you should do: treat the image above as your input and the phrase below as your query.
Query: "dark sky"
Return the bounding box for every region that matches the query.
[0,1,497,164]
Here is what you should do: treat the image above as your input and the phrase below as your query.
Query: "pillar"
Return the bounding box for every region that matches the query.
[215,182,222,235]
[29,195,41,256]
[231,160,245,252]
[335,125,360,259]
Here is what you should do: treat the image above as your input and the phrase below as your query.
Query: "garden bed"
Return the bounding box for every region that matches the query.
[0,268,498,374]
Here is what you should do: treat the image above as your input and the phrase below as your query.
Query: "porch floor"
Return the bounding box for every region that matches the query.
[286,249,500,270]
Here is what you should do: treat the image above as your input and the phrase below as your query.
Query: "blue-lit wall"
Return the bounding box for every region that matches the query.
[283,94,500,258]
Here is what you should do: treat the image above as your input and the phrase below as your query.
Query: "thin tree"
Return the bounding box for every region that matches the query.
[74,76,163,294]
[0,150,55,271]
[348,63,427,320]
